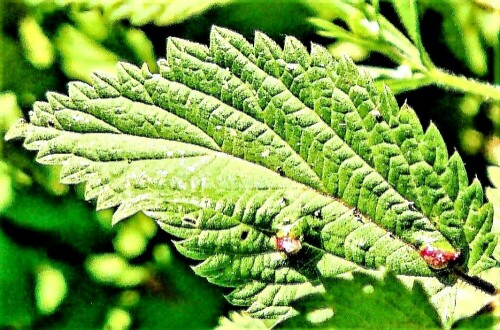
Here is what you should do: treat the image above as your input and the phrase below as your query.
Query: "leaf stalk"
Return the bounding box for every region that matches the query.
[427,68,500,101]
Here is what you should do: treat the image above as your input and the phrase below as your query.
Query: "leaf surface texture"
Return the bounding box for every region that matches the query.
[6,26,498,325]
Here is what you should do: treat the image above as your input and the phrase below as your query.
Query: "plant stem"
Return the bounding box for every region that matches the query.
[453,268,498,295]
[427,68,500,101]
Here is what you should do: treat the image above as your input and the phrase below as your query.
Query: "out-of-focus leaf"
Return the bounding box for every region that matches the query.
[58,0,231,26]
[0,34,58,107]
[2,188,111,253]
[18,15,55,70]
[420,0,500,76]
[35,264,68,315]
[55,24,119,83]
[0,93,23,134]
[134,257,226,329]
[0,229,41,327]
[85,253,149,287]
[123,28,158,73]
[327,41,369,62]
[389,0,430,67]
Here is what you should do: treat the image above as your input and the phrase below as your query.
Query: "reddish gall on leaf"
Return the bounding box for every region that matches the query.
[419,243,460,270]
[273,226,302,254]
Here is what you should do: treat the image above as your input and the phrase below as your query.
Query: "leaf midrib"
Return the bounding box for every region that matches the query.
[163,34,445,246]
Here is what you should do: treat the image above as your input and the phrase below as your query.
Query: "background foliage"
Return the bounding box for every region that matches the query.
[1,0,499,329]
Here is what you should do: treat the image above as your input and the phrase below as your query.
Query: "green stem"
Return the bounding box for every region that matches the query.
[427,68,500,101]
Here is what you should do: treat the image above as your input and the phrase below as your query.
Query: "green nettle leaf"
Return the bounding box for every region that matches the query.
[5,26,498,326]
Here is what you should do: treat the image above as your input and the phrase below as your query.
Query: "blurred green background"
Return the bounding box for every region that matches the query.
[1,0,498,329]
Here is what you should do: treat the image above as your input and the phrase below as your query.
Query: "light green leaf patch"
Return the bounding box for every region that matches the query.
[6,26,498,326]
[58,0,231,26]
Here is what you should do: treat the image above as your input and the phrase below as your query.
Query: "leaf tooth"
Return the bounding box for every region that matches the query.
[283,36,310,69]
[422,122,449,173]
[68,81,98,100]
[192,254,231,284]
[464,202,493,245]
[111,199,141,226]
[148,207,201,238]
[467,232,498,274]
[254,31,283,70]
[24,127,59,151]
[34,100,54,115]
[378,85,399,120]
[112,197,149,225]
[440,151,468,201]
[310,43,335,70]
[91,72,121,98]
[157,59,172,78]
[36,152,71,165]
[60,161,92,185]
[118,61,145,84]
[29,102,61,129]
[174,239,205,260]
[46,92,72,111]
[117,62,153,104]
[35,139,73,165]
[455,178,485,233]
[397,103,424,138]
[210,26,256,63]
[348,85,371,114]
[157,222,194,239]
[245,282,323,321]
[167,37,211,62]
[4,118,29,141]
[335,56,361,95]
[226,282,267,306]
[83,186,100,202]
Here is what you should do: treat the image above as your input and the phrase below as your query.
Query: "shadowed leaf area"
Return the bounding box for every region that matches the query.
[280,272,441,329]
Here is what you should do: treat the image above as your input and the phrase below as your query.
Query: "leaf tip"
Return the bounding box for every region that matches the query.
[5,118,28,141]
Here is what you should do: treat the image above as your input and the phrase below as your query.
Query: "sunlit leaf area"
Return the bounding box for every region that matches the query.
[1,1,499,329]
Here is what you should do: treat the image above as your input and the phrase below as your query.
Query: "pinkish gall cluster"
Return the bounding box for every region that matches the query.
[273,227,302,254]
[419,243,460,270]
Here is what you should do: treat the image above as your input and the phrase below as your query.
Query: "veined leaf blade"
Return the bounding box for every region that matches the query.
[6,26,498,326]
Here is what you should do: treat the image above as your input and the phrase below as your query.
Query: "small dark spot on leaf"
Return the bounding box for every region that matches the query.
[182,216,196,226]
[313,209,323,219]
[276,166,284,176]
[370,109,382,122]
[240,230,248,240]
[279,197,288,207]
[353,208,362,221]
[127,159,132,164]
[47,119,55,128]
